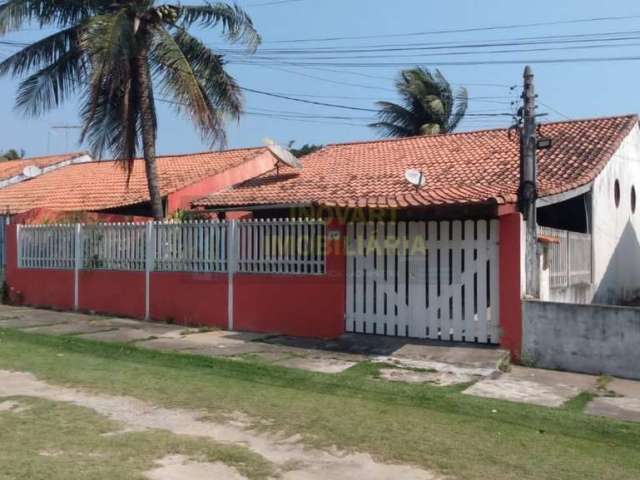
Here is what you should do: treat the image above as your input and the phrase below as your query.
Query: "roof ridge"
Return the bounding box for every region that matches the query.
[17,151,88,162]
[321,113,638,149]
[153,145,266,160]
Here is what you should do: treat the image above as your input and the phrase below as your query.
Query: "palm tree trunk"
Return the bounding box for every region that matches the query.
[134,51,163,220]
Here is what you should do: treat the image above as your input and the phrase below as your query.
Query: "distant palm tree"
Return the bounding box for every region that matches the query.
[0,1,260,219]
[370,67,468,137]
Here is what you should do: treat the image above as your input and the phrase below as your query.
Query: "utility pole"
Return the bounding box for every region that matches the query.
[519,65,540,297]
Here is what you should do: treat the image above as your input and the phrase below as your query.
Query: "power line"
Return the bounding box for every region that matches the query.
[231,54,640,68]
[239,86,380,112]
[246,0,305,7]
[539,102,571,120]
[261,14,640,44]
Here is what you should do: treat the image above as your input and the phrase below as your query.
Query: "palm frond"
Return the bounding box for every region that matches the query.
[447,86,468,132]
[171,29,242,118]
[172,2,261,51]
[79,11,136,160]
[0,25,82,77]
[15,49,84,115]
[373,100,419,133]
[0,0,100,34]
[368,121,415,138]
[151,26,227,146]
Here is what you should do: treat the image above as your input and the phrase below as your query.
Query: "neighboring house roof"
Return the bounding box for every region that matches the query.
[0,152,91,188]
[0,147,270,213]
[193,115,638,210]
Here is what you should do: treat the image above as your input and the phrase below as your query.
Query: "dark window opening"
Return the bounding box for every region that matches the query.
[615,179,621,208]
[537,192,591,233]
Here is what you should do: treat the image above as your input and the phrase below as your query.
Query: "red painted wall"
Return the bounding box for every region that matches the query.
[499,212,524,359]
[78,270,145,318]
[4,222,348,339]
[167,152,276,214]
[4,224,74,310]
[233,223,346,338]
[150,272,228,328]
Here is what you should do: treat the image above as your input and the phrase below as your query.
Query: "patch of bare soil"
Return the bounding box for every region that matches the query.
[0,370,442,480]
[0,399,30,413]
[144,454,248,480]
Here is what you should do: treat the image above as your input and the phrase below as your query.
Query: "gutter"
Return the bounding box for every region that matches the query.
[537,182,592,207]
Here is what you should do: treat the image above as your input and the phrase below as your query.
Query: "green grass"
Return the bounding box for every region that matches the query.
[0,396,273,480]
[1,328,640,480]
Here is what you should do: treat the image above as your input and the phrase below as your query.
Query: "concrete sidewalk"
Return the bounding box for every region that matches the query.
[1,304,640,423]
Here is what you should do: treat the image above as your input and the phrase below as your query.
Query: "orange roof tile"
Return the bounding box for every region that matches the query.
[194,115,638,210]
[0,152,86,181]
[0,147,269,213]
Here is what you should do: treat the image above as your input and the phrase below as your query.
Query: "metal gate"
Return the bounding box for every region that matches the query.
[346,220,500,344]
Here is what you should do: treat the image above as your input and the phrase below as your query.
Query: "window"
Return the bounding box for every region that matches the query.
[632,186,637,214]
[614,179,621,208]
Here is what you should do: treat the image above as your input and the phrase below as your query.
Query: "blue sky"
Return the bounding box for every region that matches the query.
[1,0,640,156]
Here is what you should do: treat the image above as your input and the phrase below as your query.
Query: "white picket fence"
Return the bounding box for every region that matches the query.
[155,221,228,273]
[17,219,326,275]
[237,219,325,274]
[83,223,147,271]
[17,224,77,270]
[539,226,592,288]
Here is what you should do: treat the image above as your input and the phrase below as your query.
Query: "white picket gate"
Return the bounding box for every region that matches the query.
[346,220,500,344]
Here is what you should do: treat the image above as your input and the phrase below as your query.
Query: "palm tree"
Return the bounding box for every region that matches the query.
[370,67,468,138]
[0,1,260,219]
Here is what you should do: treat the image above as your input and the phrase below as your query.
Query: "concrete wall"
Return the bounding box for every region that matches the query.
[591,124,640,304]
[522,299,640,380]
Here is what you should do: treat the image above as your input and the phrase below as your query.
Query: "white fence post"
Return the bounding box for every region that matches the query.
[16,224,22,269]
[227,220,237,331]
[74,224,82,311]
[145,222,156,321]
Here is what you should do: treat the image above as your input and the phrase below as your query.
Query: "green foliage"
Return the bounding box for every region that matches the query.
[287,141,323,158]
[370,67,468,137]
[168,208,212,222]
[0,148,25,160]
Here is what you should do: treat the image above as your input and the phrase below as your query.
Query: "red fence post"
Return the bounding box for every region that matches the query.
[499,212,524,360]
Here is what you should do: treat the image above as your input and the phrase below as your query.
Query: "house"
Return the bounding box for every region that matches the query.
[191,114,640,341]
[0,147,280,217]
[5,114,640,363]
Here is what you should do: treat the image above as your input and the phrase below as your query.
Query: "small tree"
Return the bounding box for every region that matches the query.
[287,141,323,158]
[0,148,25,161]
